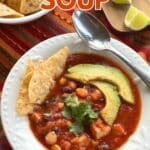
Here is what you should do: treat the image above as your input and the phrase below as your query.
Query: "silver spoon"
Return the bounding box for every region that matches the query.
[72,10,150,88]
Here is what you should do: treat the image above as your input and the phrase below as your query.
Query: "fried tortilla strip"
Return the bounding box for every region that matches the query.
[16,60,34,115]
[6,0,43,15]
[29,47,69,104]
[0,3,24,18]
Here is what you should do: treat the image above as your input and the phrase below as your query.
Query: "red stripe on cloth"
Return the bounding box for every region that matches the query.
[21,18,57,41]
[0,29,25,55]
[32,21,56,38]
[21,24,46,41]
[42,16,68,34]
[0,25,32,51]
[37,18,60,35]
[0,139,12,150]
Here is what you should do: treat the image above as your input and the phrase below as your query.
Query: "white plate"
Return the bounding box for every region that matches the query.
[0,10,49,24]
[1,33,150,150]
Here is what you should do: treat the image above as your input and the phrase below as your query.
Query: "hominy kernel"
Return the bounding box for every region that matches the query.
[45,131,57,145]
[76,88,88,98]
[59,77,67,86]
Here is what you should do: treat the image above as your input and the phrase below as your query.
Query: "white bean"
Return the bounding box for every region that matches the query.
[45,131,57,145]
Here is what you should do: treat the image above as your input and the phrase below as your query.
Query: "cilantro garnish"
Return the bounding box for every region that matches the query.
[62,95,98,135]
[62,106,72,118]
[62,96,79,107]
[69,122,84,135]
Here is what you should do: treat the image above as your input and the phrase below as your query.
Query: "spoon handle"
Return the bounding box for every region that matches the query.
[106,41,150,88]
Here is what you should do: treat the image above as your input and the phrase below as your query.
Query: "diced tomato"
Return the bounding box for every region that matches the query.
[31,112,43,124]
[112,124,127,136]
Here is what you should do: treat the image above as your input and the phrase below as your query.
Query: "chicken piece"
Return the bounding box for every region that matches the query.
[37,122,55,135]
[71,134,90,148]
[91,119,111,139]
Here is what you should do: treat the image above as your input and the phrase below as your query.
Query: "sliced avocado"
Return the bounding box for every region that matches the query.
[90,81,121,126]
[65,64,134,104]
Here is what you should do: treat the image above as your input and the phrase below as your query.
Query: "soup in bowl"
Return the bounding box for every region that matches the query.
[16,47,141,150]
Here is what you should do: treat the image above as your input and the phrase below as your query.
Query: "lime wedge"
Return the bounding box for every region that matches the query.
[112,0,132,4]
[125,6,150,31]
[125,6,139,22]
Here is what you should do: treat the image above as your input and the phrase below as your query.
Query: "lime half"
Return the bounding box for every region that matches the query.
[125,6,150,31]
[112,0,132,4]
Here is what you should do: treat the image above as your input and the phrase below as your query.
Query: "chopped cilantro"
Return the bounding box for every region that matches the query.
[62,95,79,107]
[69,122,83,135]
[62,95,98,135]
[62,106,72,118]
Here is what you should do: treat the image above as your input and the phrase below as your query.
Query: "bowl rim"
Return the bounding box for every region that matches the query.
[0,9,50,24]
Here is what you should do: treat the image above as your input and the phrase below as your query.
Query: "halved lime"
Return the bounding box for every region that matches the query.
[112,0,132,4]
[125,6,150,31]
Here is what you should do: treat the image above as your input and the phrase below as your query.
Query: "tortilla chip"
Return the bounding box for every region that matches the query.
[16,47,69,115]
[6,0,43,15]
[16,60,34,115]
[0,0,5,3]
[0,3,24,18]
[28,47,69,104]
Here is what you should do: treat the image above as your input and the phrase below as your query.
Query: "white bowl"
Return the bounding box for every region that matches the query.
[0,9,50,24]
[1,33,150,150]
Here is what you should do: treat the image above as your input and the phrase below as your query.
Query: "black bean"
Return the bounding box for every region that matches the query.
[98,142,110,150]
[52,127,60,133]
[62,86,73,93]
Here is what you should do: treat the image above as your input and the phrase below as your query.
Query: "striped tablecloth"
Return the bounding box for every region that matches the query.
[0,9,150,150]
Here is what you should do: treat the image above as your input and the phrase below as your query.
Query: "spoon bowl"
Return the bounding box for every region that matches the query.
[72,10,150,88]
[72,10,110,50]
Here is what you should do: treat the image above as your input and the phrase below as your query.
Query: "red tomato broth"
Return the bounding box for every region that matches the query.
[29,53,141,150]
